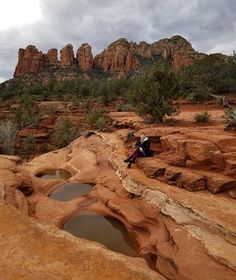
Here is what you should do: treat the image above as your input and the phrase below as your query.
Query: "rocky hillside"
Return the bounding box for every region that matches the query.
[13,35,205,81]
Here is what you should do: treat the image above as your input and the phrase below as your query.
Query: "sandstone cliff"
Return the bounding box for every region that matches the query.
[93,38,136,74]
[47,48,58,65]
[14,45,49,77]
[60,44,77,67]
[13,35,205,79]
[76,43,93,72]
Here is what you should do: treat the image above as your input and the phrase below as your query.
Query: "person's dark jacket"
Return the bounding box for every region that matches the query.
[141,137,151,156]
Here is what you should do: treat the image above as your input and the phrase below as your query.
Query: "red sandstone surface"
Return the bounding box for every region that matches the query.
[0,101,236,279]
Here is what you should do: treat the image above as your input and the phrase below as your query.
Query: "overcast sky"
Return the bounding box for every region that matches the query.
[0,0,236,82]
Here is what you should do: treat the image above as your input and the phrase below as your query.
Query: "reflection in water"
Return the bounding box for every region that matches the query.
[36,169,71,180]
[63,213,138,256]
[49,183,93,201]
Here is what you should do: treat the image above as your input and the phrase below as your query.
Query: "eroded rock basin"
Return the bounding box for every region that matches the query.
[1,128,236,280]
[36,169,71,180]
[49,183,138,257]
[49,183,93,201]
[63,212,138,256]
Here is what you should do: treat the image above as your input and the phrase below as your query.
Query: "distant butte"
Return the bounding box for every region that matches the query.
[13,35,206,78]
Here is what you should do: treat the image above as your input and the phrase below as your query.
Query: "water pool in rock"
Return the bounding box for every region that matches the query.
[36,169,71,180]
[63,213,138,256]
[49,183,93,201]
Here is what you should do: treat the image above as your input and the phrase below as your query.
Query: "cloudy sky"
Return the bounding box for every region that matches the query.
[0,0,236,82]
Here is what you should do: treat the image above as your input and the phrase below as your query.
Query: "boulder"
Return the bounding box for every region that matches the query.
[204,173,236,194]
[160,134,185,152]
[224,159,236,176]
[176,171,206,191]
[185,132,236,153]
[137,158,168,178]
[185,139,223,168]
[164,167,182,182]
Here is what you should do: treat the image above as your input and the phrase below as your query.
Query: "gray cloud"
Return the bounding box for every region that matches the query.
[1,0,236,81]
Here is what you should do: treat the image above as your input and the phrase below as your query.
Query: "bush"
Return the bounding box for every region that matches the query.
[42,104,58,115]
[224,107,236,130]
[179,53,236,101]
[186,83,212,102]
[116,103,134,112]
[86,109,108,131]
[128,65,180,123]
[53,116,80,148]
[194,111,211,123]
[11,94,39,129]
[19,135,36,161]
[0,120,18,154]
[125,130,135,143]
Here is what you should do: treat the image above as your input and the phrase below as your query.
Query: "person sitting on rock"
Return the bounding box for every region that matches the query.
[124,134,152,168]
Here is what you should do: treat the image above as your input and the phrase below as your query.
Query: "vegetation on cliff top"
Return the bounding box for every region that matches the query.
[1,52,236,105]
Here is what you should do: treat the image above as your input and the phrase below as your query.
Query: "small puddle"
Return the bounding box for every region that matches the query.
[49,183,93,201]
[63,213,138,256]
[36,169,71,180]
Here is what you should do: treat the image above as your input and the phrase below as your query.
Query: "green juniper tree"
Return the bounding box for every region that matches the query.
[0,120,18,154]
[128,65,180,123]
[53,116,80,148]
[20,135,36,161]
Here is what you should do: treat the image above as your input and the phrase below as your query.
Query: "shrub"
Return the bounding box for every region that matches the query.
[53,116,80,148]
[125,130,135,143]
[95,117,107,131]
[11,94,39,129]
[179,53,236,100]
[116,103,134,112]
[128,65,180,123]
[86,109,108,131]
[42,104,58,115]
[224,107,236,130]
[194,111,211,123]
[19,135,36,161]
[0,120,18,154]
[186,83,212,102]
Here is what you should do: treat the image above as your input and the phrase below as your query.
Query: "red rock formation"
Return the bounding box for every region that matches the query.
[94,38,136,74]
[94,35,204,74]
[47,48,58,65]
[172,50,193,69]
[76,43,93,72]
[13,36,207,78]
[60,44,76,67]
[14,45,49,77]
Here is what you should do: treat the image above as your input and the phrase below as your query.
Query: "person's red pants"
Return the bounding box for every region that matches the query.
[130,148,143,162]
